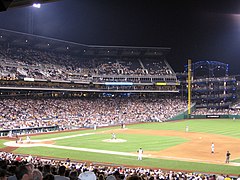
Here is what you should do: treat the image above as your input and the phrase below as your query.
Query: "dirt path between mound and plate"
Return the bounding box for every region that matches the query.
[2,128,240,166]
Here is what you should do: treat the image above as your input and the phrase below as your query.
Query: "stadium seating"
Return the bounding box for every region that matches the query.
[0,97,187,131]
[0,45,174,82]
[0,151,236,180]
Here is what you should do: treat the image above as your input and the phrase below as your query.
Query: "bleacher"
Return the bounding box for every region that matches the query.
[0,28,178,86]
[0,46,175,81]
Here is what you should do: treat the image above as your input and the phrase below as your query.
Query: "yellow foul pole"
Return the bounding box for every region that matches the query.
[188,59,192,117]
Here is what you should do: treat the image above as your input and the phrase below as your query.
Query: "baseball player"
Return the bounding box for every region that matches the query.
[93,124,97,130]
[111,133,116,140]
[211,142,214,153]
[225,151,231,163]
[19,137,23,144]
[15,134,18,143]
[26,136,31,143]
[137,148,143,160]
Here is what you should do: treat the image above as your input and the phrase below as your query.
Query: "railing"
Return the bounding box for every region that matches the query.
[0,125,59,137]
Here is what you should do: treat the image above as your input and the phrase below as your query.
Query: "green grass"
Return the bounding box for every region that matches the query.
[55,133,187,152]
[129,119,240,138]
[6,119,240,175]
[13,146,239,175]
[0,139,8,148]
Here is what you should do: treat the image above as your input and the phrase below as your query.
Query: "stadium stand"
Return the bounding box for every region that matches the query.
[0,96,187,135]
[0,29,182,135]
[0,151,237,180]
[0,46,174,80]
[0,29,178,86]
[181,61,237,109]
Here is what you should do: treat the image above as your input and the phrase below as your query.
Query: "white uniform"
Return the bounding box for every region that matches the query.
[112,133,116,139]
[137,148,143,160]
[211,143,214,153]
[26,136,31,143]
[8,130,12,137]
[185,126,189,132]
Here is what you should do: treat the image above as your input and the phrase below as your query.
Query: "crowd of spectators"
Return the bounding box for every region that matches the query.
[0,97,187,131]
[0,46,175,82]
[192,108,240,115]
[142,60,173,76]
[0,151,237,180]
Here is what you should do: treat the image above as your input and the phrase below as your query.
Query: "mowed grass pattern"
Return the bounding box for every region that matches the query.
[0,139,8,148]
[8,119,240,175]
[129,119,240,138]
[55,133,188,152]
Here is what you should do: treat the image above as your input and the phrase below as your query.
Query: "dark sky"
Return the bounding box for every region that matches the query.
[1,0,240,74]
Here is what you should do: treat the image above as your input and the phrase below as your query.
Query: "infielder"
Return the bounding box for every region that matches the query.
[211,142,214,153]
[137,148,143,160]
[26,136,31,143]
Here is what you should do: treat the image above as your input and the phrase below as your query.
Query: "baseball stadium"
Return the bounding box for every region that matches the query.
[0,1,240,180]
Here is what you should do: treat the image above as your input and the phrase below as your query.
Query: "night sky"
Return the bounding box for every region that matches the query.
[0,0,240,74]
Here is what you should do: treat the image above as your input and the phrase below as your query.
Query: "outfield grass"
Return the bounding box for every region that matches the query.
[128,119,240,138]
[6,119,240,175]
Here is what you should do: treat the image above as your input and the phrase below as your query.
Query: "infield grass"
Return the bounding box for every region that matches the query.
[0,139,8,148]
[55,133,187,151]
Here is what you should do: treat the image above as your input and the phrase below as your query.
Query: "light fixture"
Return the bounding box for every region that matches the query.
[33,3,41,8]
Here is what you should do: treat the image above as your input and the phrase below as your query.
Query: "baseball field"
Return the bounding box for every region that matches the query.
[1,119,240,175]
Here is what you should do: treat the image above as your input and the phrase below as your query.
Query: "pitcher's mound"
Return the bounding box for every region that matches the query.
[102,139,127,143]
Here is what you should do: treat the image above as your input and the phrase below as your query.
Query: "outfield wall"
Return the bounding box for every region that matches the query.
[171,113,240,120]
[169,103,196,121]
[190,114,240,119]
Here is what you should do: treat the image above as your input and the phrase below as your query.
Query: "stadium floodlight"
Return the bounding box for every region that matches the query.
[33,3,41,8]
